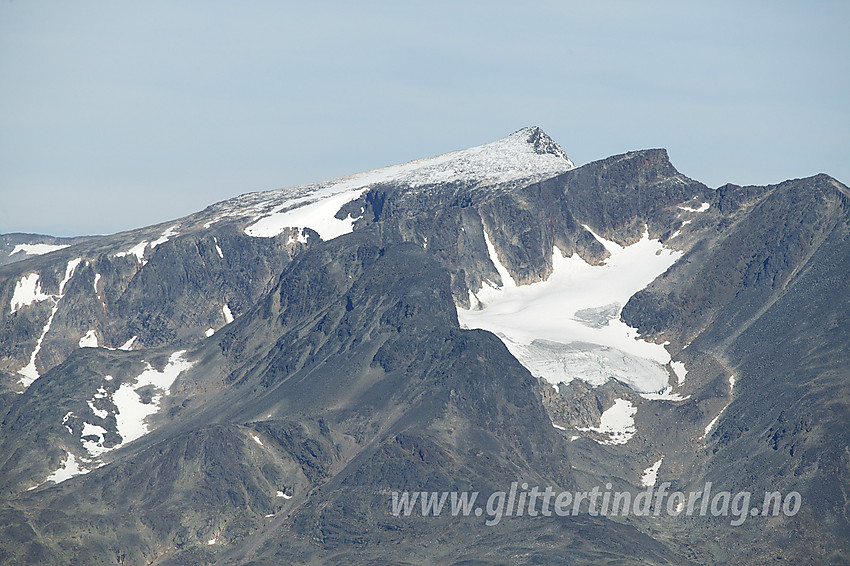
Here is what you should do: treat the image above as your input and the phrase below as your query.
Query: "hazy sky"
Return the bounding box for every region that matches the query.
[1,1,848,236]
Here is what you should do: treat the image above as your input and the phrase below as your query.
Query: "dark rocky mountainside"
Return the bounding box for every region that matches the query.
[0,127,847,564]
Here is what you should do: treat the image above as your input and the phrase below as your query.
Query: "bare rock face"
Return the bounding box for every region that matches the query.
[0,128,848,565]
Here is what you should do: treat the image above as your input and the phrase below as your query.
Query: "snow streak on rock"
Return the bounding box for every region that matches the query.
[17,258,82,389]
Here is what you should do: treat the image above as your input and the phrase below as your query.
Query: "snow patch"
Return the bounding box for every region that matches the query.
[222,304,234,324]
[207,538,217,545]
[552,423,567,431]
[204,328,215,337]
[671,361,688,386]
[245,188,367,240]
[214,237,224,259]
[10,243,70,256]
[670,218,694,238]
[10,273,51,313]
[112,351,195,446]
[577,399,637,445]
[640,386,690,401]
[79,329,98,348]
[701,375,737,441]
[115,241,148,263]
[203,216,223,229]
[640,457,664,487]
[251,434,264,446]
[87,398,108,419]
[679,202,710,213]
[702,410,725,440]
[150,225,179,249]
[277,490,293,499]
[119,336,137,351]
[81,422,109,457]
[45,451,88,484]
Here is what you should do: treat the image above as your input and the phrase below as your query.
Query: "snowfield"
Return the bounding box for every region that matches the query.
[458,226,683,393]
[576,399,638,445]
[10,273,51,313]
[113,351,196,446]
[10,243,70,257]
[640,457,664,487]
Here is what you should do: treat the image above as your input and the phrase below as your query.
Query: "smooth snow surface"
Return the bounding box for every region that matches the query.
[246,188,368,240]
[641,457,664,487]
[78,329,98,348]
[81,422,109,457]
[119,336,137,350]
[10,243,69,256]
[679,202,710,213]
[45,451,88,484]
[150,225,179,249]
[17,259,82,388]
[115,241,148,263]
[222,304,234,324]
[10,273,51,313]
[113,351,195,446]
[577,399,637,445]
[244,127,575,240]
[671,361,688,386]
[458,226,681,393]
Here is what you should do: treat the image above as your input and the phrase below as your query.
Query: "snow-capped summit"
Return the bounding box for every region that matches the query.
[237,126,575,239]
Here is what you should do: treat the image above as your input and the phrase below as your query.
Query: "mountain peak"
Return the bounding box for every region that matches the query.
[324,125,577,192]
[512,125,573,163]
[229,128,578,238]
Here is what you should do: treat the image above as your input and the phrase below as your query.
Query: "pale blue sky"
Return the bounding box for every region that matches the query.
[1,1,848,236]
